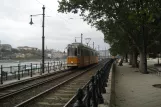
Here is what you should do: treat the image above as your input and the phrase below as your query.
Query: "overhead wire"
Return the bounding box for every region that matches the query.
[35,0,44,6]
[35,0,105,46]
[35,0,70,24]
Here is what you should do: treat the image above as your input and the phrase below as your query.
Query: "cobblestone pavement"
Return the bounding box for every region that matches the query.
[115,63,161,107]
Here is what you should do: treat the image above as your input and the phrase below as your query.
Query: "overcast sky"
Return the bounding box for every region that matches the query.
[0,0,110,52]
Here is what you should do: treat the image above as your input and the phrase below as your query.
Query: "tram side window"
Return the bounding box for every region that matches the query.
[68,47,77,56]
[85,49,87,56]
[81,49,83,56]
[68,47,71,56]
[78,47,81,56]
[74,48,77,56]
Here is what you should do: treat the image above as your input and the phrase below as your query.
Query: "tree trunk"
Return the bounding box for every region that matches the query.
[139,51,148,73]
[132,52,137,67]
[129,54,132,65]
[158,54,159,64]
[125,53,128,63]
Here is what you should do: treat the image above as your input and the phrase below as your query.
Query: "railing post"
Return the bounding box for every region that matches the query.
[5,72,8,80]
[10,66,12,73]
[57,61,58,70]
[63,61,65,70]
[45,63,47,72]
[1,65,3,84]
[54,61,55,71]
[21,65,23,77]
[18,64,20,80]
[73,89,86,107]
[86,85,90,107]
[48,62,49,73]
[40,63,42,75]
[36,64,38,73]
[96,74,104,104]
[100,71,106,93]
[31,63,32,77]
[38,63,40,73]
[50,62,51,71]
[91,76,97,107]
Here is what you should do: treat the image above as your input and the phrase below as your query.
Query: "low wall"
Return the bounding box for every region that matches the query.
[109,62,116,107]
[98,62,116,107]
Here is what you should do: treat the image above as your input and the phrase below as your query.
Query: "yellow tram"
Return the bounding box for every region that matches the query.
[67,43,98,67]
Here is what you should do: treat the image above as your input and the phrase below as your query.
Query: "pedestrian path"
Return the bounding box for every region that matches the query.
[115,63,161,107]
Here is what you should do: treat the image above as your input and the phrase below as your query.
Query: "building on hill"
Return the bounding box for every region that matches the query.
[17,46,38,51]
[0,44,12,51]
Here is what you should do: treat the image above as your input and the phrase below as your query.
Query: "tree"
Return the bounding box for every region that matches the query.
[12,48,19,53]
[58,0,161,73]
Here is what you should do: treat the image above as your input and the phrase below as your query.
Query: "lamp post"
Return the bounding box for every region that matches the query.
[29,5,45,73]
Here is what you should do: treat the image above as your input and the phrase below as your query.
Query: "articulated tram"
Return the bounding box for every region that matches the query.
[67,43,98,67]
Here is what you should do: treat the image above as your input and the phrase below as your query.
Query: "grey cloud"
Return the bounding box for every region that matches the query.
[0,0,110,51]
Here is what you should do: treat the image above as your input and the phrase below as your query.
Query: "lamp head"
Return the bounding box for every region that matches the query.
[29,15,34,25]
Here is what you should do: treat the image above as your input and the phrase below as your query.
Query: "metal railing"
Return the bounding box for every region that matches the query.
[72,59,114,107]
[0,61,67,84]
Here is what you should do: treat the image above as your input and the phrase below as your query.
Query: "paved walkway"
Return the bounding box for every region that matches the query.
[115,63,161,107]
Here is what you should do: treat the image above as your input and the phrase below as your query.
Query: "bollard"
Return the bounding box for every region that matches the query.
[73,89,86,107]
[1,65,3,84]
[31,63,32,77]
[18,64,20,80]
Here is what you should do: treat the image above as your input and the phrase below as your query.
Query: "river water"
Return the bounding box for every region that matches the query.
[0,59,66,74]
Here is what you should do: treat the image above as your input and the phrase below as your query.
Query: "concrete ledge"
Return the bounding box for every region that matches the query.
[99,62,116,107]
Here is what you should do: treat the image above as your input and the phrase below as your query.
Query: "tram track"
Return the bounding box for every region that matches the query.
[0,62,104,107]
[15,61,106,107]
[0,69,75,100]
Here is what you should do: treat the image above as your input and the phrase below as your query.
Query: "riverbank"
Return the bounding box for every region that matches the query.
[0,58,66,63]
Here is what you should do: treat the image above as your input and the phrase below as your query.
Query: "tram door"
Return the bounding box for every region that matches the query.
[80,48,84,67]
[77,47,80,67]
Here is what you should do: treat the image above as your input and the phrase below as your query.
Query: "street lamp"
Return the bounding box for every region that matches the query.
[29,5,45,73]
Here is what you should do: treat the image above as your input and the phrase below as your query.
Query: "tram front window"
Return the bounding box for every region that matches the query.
[68,47,77,56]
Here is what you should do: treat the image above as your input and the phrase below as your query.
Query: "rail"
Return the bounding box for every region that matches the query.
[67,59,114,107]
[0,60,67,84]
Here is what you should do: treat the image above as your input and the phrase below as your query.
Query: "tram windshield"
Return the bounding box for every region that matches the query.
[68,47,77,56]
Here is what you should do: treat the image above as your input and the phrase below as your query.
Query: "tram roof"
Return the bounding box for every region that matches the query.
[68,42,97,52]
